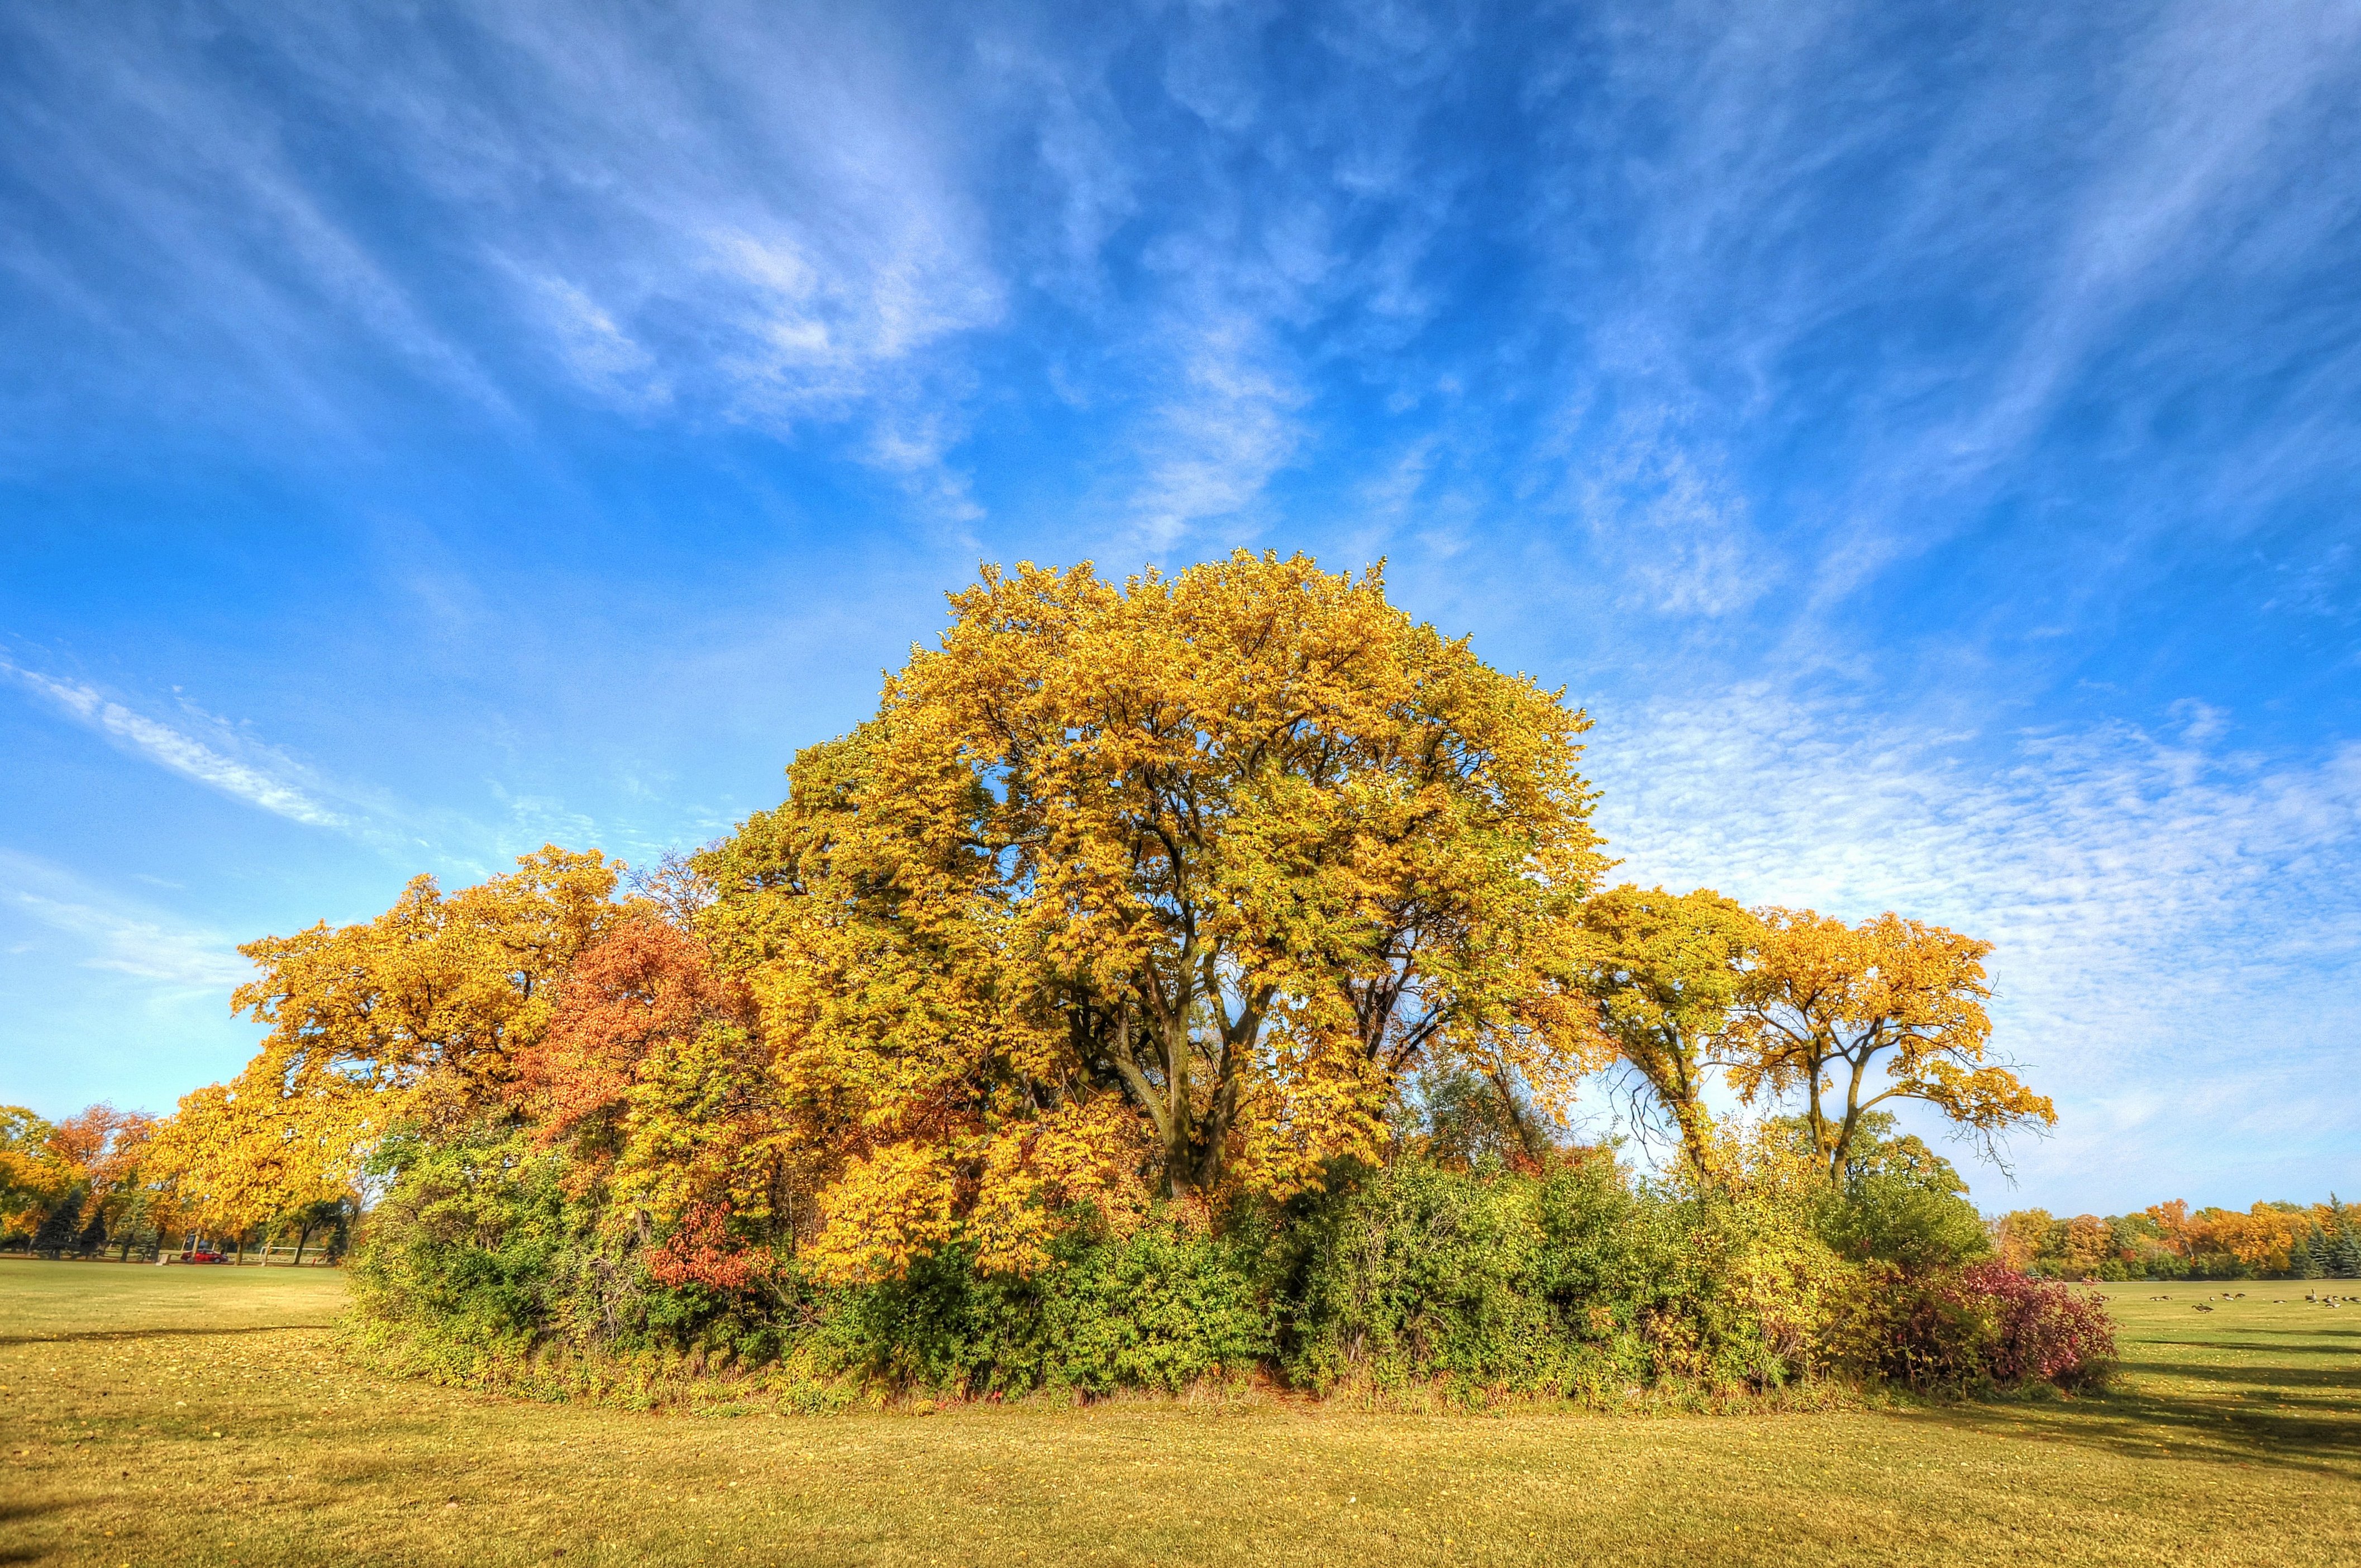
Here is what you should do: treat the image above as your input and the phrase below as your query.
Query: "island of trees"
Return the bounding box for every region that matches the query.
[30,554,2336,1405]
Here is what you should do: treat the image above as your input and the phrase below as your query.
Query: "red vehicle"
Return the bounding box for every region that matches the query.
[180,1246,226,1264]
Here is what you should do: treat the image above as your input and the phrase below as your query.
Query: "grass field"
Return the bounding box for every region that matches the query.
[3,1261,2356,1566]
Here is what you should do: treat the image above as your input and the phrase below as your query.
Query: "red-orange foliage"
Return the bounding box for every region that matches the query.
[646,1200,780,1291]
[50,1105,161,1233]
[517,916,738,1160]
[515,916,798,1280]
[2143,1198,2312,1271]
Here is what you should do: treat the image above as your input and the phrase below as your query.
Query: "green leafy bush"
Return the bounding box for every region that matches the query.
[1817,1164,1991,1271]
[347,1137,2101,1407]
[811,1217,1274,1396]
[1274,1156,1861,1399]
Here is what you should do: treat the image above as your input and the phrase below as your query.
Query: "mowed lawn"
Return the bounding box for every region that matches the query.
[3,1261,2357,1566]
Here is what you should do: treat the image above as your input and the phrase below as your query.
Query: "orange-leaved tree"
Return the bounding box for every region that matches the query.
[53,1105,169,1255]
[2149,1199,2313,1273]
[0,1104,170,1254]
[1578,884,1759,1176]
[145,1076,351,1257]
[1725,909,2053,1180]
[697,551,1611,1279]
[148,846,633,1259]
[514,914,799,1285]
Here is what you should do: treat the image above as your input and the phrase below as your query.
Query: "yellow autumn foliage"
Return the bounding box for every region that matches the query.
[1726,908,2054,1178]
[147,555,2074,1290]
[700,551,1613,1278]
[230,845,630,1138]
[1579,884,1759,1176]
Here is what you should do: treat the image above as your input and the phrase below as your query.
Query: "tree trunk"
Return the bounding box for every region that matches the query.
[233,1232,246,1266]
[1489,1065,1552,1165]
[1673,1101,1715,1180]
[292,1222,313,1267]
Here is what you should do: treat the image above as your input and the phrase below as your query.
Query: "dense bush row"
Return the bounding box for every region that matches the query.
[349,1130,2112,1409]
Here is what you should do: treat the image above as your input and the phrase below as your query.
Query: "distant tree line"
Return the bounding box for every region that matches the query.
[1992,1197,2360,1281]
[0,1102,352,1264]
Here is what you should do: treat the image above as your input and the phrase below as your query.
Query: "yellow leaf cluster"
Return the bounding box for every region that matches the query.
[1579,884,1757,1176]
[228,845,629,1141]
[154,556,2072,1284]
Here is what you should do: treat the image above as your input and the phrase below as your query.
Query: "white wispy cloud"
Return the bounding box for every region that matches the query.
[1596,690,2361,1007]
[530,275,670,410]
[1,2,1008,509]
[1587,685,2361,1199]
[1974,0,2361,443]
[1569,403,1769,618]
[1793,0,2361,610]
[1,6,508,430]
[4,660,345,828]
[1129,313,1308,550]
[0,849,252,992]
[1509,0,2361,626]
[395,1,1009,513]
[1074,3,1483,554]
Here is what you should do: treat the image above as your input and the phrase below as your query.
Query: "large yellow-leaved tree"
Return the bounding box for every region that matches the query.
[225,845,630,1155]
[698,551,1611,1278]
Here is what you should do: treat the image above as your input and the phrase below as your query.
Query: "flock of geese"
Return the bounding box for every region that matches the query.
[2148,1290,2358,1312]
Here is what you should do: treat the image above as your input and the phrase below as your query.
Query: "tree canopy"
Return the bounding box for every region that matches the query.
[690,553,1613,1276]
[121,552,2064,1288]
[1579,884,1756,1175]
[1725,909,2054,1179]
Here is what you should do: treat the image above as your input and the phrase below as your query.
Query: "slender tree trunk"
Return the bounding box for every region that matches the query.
[1489,1065,1552,1165]
[1675,1100,1715,1179]
[292,1222,313,1267]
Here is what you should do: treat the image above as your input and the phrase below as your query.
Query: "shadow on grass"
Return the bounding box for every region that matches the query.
[2159,1331,2361,1353]
[0,1323,338,1348]
[0,1498,54,1564]
[2138,1360,2361,1393]
[1914,1327,2361,1478]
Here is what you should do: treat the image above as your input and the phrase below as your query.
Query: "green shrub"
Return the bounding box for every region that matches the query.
[1277,1157,1854,1399]
[810,1216,1274,1396]
[1818,1169,1991,1270]
[352,1133,1273,1398]
[347,1138,2094,1408]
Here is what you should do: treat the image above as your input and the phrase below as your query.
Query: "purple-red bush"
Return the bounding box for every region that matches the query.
[1958,1260,2115,1388]
[1867,1262,2115,1391]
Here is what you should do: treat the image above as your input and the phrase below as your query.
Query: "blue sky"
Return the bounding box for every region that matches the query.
[2,0,2355,1214]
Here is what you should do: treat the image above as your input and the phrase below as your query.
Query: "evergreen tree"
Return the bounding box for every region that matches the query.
[30,1187,87,1257]
[2292,1230,2324,1279]
[2324,1196,2358,1279]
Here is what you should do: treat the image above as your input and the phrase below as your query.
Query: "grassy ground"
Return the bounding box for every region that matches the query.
[2,1262,2355,1566]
